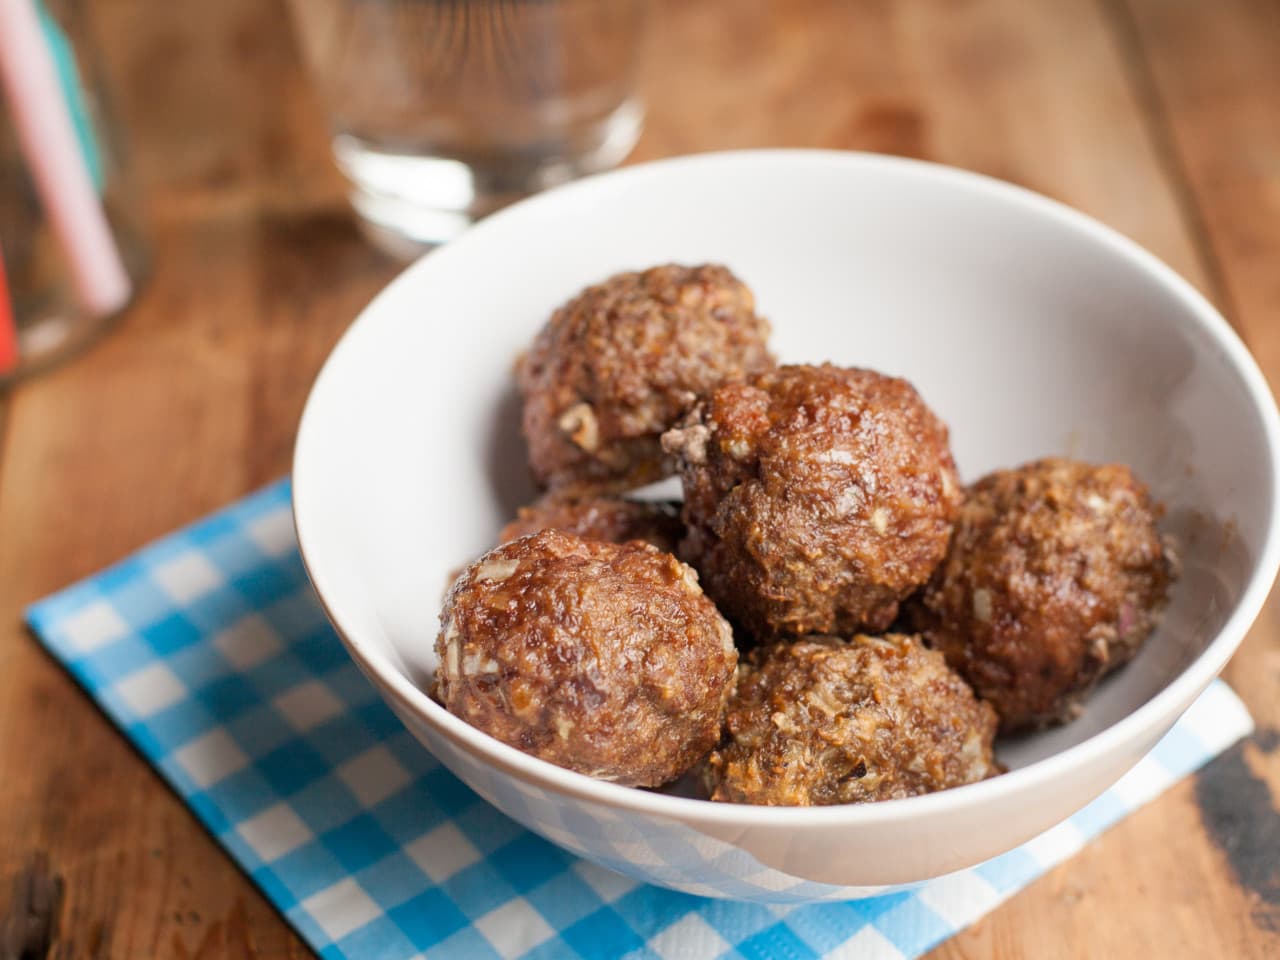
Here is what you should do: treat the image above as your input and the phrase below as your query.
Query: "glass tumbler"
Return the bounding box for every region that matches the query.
[0,0,147,385]
[286,0,648,257]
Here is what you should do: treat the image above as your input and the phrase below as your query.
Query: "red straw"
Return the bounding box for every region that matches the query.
[0,241,17,375]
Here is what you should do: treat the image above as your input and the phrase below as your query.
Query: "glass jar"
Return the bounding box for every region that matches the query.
[0,0,148,385]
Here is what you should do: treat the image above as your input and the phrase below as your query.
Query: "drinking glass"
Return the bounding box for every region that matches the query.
[287,0,648,257]
[0,0,147,385]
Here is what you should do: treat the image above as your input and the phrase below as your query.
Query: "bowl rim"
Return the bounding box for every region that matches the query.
[294,148,1280,829]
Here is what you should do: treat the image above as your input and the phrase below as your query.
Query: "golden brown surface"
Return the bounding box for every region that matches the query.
[708,635,998,806]
[2,1,1278,957]
[436,531,736,787]
[665,363,960,640]
[517,263,774,492]
[497,492,683,553]
[908,459,1173,732]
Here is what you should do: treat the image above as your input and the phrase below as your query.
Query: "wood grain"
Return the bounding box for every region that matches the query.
[0,0,1276,957]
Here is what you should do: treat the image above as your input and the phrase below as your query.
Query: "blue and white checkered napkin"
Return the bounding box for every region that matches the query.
[27,479,1252,960]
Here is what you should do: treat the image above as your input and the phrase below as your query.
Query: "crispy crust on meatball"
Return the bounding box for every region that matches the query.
[517,264,774,493]
[906,458,1174,732]
[706,635,998,806]
[662,363,961,641]
[498,493,684,554]
[436,530,738,787]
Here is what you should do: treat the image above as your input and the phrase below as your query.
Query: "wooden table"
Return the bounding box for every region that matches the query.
[2,1,1278,956]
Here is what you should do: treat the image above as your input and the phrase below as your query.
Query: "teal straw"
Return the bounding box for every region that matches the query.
[35,0,104,193]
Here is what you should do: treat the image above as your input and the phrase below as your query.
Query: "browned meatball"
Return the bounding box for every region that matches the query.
[707,635,998,806]
[906,458,1175,732]
[498,493,683,554]
[436,530,738,787]
[517,264,774,493]
[662,363,961,641]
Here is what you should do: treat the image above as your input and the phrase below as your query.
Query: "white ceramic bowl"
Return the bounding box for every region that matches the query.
[293,150,1280,902]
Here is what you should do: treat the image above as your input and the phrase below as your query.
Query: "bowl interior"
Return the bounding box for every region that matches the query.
[295,151,1274,783]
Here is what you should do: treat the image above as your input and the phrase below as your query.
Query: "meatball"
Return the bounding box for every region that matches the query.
[517,264,774,493]
[498,493,683,554]
[906,458,1174,732]
[662,363,961,641]
[707,635,998,806]
[436,530,738,787]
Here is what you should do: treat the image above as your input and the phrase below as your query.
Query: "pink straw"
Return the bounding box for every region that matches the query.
[0,0,131,317]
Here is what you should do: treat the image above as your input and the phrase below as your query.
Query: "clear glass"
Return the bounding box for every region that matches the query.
[0,0,147,385]
[287,0,648,257]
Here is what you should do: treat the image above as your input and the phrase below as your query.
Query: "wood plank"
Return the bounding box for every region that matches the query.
[895,0,1207,283]
[89,0,347,220]
[1113,0,1280,348]
[635,0,1207,286]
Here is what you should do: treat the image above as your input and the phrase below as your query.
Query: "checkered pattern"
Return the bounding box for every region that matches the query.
[27,479,1254,960]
